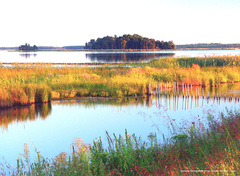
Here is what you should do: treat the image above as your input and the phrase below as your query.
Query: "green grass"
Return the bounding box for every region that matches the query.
[2,110,239,175]
[148,55,240,68]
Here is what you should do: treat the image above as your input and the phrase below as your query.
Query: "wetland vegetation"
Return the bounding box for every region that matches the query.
[1,55,240,109]
[1,55,240,175]
[2,110,240,175]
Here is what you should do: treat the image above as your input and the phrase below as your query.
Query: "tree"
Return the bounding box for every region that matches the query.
[120,38,127,49]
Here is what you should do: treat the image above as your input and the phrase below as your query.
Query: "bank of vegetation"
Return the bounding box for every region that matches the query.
[3,110,240,175]
[177,43,240,50]
[84,34,176,50]
[0,56,240,109]
[1,80,239,132]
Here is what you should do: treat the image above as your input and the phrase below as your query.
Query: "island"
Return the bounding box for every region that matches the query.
[19,43,38,51]
[84,34,176,50]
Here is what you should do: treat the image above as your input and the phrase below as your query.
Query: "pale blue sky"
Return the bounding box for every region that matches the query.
[0,0,239,46]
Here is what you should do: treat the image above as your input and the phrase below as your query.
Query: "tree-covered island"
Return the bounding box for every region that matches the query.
[19,43,38,51]
[85,34,176,50]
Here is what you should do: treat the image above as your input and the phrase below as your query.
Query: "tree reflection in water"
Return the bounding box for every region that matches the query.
[19,53,37,59]
[0,103,52,131]
[86,52,175,63]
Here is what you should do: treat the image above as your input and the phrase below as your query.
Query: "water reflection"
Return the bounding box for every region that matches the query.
[53,90,239,112]
[1,49,240,64]
[0,84,240,166]
[19,53,37,58]
[0,103,52,131]
[1,83,239,132]
[85,52,175,63]
[53,83,240,110]
[153,83,240,111]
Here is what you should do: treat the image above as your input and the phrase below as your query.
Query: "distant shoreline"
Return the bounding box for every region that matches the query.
[2,48,240,52]
[1,43,240,51]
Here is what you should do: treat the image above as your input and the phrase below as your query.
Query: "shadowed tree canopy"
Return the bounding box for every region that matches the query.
[84,34,176,50]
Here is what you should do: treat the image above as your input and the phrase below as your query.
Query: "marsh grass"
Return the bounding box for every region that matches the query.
[35,85,51,103]
[3,110,239,175]
[1,56,240,109]
[148,55,240,68]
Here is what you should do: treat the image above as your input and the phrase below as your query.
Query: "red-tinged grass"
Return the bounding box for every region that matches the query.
[10,88,28,106]
[0,88,12,108]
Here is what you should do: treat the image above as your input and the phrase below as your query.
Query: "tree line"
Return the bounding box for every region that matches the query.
[84,34,176,50]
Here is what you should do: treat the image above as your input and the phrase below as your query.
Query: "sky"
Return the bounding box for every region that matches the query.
[0,0,240,47]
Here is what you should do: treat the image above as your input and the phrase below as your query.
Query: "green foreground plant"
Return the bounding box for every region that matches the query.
[2,110,239,175]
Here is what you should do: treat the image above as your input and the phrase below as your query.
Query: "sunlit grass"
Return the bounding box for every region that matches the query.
[1,56,240,108]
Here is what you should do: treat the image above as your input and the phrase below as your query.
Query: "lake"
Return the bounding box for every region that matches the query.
[0,83,240,166]
[1,49,240,168]
[0,49,240,64]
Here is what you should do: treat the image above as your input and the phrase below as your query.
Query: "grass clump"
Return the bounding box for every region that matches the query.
[24,84,37,104]
[0,88,13,108]
[35,85,51,103]
[10,88,29,106]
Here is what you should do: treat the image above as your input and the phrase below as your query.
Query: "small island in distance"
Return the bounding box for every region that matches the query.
[19,43,38,51]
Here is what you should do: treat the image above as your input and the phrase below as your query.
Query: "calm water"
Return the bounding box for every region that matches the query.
[0,84,240,166]
[1,49,240,167]
[0,49,240,64]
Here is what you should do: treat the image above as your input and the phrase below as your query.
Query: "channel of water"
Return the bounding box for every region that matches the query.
[0,83,240,166]
[0,49,240,64]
